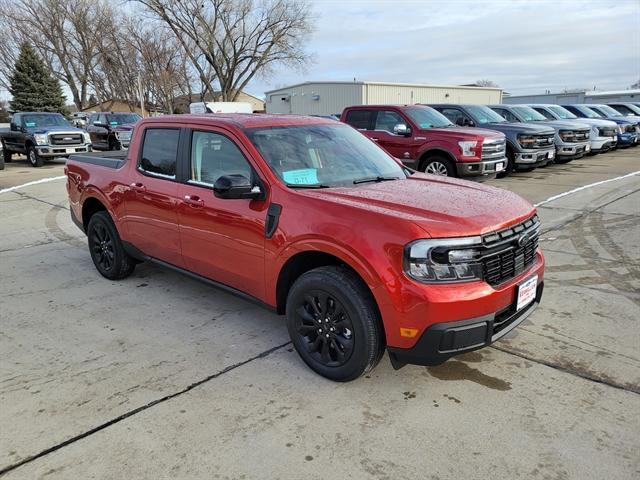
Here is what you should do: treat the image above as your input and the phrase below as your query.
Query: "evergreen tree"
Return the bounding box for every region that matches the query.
[9,43,67,113]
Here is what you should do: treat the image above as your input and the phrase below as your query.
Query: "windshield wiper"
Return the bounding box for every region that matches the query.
[353,176,401,185]
[286,183,331,189]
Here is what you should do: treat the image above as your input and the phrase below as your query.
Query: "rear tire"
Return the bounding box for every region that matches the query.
[27,145,44,167]
[285,266,384,382]
[421,155,455,177]
[108,137,120,151]
[87,211,136,280]
[2,143,12,163]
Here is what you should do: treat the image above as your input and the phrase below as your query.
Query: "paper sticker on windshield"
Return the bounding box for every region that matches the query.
[110,121,119,125]
[282,168,318,185]
[25,122,36,127]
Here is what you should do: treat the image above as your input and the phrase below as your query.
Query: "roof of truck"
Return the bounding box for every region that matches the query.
[140,113,337,129]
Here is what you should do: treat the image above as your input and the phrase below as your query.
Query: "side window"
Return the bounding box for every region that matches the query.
[532,108,553,120]
[374,110,406,133]
[495,108,518,122]
[89,114,97,124]
[440,108,465,124]
[190,131,252,185]
[614,105,632,114]
[344,110,374,130]
[11,113,20,129]
[139,128,180,178]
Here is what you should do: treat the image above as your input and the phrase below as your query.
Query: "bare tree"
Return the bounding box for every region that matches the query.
[631,79,640,89]
[135,0,313,101]
[475,79,500,88]
[0,0,112,110]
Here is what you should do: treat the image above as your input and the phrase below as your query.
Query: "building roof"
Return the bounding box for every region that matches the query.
[506,89,640,99]
[141,113,336,129]
[265,80,503,94]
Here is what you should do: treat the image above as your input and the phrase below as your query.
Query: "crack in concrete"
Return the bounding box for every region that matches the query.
[0,341,292,477]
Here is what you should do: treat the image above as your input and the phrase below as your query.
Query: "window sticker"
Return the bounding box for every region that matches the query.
[282,168,319,185]
[25,122,36,127]
[110,121,119,125]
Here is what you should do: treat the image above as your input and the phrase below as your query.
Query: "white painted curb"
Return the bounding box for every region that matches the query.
[0,176,66,195]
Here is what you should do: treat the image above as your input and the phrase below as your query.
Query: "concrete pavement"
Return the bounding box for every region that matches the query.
[1,148,639,479]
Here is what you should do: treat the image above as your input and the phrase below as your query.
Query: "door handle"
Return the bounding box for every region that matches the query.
[183,195,204,207]
[129,182,146,193]
[371,137,379,142]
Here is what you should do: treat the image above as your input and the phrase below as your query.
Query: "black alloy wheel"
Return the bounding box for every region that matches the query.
[294,290,355,367]
[90,221,115,273]
[87,211,136,280]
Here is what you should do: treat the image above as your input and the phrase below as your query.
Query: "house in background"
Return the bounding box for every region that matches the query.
[173,91,265,113]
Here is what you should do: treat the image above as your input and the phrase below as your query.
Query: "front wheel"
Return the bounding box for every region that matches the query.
[498,150,515,178]
[421,155,455,177]
[2,143,12,164]
[285,266,385,381]
[87,211,136,280]
[27,145,44,167]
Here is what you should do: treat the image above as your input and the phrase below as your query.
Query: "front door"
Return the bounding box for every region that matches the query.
[124,127,184,267]
[177,128,268,300]
[370,109,419,165]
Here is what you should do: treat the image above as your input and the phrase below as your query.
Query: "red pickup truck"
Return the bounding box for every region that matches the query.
[66,114,544,381]
[341,105,507,179]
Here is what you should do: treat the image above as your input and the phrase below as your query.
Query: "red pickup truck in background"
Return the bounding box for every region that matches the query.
[66,114,544,381]
[341,105,507,179]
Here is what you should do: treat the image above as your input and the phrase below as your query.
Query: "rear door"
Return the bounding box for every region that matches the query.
[177,127,268,299]
[124,126,185,267]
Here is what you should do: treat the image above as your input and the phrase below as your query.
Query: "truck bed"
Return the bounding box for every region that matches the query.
[67,150,128,169]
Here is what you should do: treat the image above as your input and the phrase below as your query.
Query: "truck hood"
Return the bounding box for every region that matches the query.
[425,126,505,140]
[27,125,84,135]
[305,174,535,238]
[566,118,617,128]
[112,124,136,132]
[483,122,555,136]
[530,119,590,131]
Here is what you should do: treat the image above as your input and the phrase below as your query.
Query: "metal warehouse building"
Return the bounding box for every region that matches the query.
[265,81,503,115]
[504,89,640,105]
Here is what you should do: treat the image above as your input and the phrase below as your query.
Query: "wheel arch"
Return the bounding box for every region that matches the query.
[418,148,457,171]
[82,196,109,231]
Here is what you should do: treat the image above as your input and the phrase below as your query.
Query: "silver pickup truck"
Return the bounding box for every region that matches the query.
[0,112,92,168]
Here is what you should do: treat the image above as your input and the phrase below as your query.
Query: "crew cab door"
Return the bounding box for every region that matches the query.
[369,109,420,165]
[124,127,185,267]
[5,114,25,152]
[177,128,268,300]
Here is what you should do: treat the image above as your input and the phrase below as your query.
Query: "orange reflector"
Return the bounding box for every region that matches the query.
[400,328,419,338]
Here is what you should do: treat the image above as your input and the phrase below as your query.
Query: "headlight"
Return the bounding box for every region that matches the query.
[559,130,575,142]
[83,132,91,143]
[517,134,536,148]
[34,134,48,145]
[404,237,483,283]
[458,140,478,157]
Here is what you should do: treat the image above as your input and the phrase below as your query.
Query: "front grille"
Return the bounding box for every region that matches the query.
[49,133,84,146]
[480,215,539,286]
[598,127,617,137]
[481,139,506,159]
[574,130,590,141]
[531,134,555,149]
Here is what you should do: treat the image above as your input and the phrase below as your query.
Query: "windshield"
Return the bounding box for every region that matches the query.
[575,106,602,118]
[21,114,70,128]
[466,105,507,124]
[548,105,578,119]
[594,105,622,117]
[106,113,141,125]
[245,123,406,188]
[512,106,547,122]
[404,106,453,128]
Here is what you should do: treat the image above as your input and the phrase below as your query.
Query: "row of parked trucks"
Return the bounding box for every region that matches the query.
[2,102,638,176]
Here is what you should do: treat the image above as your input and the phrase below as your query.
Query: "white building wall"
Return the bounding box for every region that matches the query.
[266,83,363,115]
[363,83,502,105]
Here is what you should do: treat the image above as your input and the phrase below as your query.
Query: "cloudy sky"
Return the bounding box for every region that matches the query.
[248,0,640,97]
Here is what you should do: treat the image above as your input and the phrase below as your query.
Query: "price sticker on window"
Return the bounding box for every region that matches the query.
[282,168,319,185]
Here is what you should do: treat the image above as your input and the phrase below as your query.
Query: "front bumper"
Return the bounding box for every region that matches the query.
[590,136,617,153]
[455,157,506,179]
[555,141,590,159]
[514,147,555,167]
[36,144,92,157]
[616,133,638,147]
[388,282,544,368]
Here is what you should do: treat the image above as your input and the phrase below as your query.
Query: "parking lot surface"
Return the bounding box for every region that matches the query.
[1,150,639,479]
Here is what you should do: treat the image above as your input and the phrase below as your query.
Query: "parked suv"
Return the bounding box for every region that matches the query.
[0,112,92,167]
[429,104,555,175]
[487,104,591,162]
[525,104,617,153]
[562,104,639,148]
[341,105,506,179]
[65,114,544,381]
[86,112,141,151]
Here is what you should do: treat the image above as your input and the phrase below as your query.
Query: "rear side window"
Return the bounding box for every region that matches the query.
[139,128,180,178]
[344,110,374,130]
[190,131,252,185]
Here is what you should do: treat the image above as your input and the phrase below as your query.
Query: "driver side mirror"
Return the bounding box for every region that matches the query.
[393,123,411,136]
[214,174,262,200]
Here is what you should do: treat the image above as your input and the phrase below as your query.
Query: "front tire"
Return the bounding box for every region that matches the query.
[285,266,384,382]
[421,155,455,177]
[2,143,12,164]
[498,149,515,178]
[27,145,44,167]
[87,211,136,280]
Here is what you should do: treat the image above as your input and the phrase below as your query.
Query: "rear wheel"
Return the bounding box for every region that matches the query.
[108,137,120,151]
[285,266,384,382]
[422,155,455,177]
[27,145,44,167]
[87,211,136,280]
